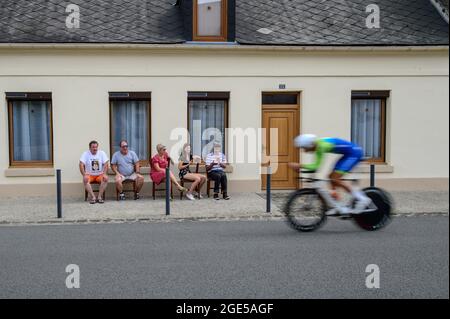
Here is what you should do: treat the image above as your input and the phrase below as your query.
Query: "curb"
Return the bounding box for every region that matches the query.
[0,212,448,227]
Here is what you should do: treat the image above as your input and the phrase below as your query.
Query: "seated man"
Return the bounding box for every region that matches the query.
[205,142,230,200]
[111,140,145,200]
[79,140,109,204]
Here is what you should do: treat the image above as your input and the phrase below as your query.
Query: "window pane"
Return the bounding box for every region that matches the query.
[189,100,226,159]
[111,100,149,161]
[351,99,383,159]
[197,0,222,37]
[262,93,298,105]
[12,100,51,161]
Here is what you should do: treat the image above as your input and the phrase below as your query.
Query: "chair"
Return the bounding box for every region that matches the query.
[84,181,106,201]
[152,180,174,200]
[180,180,201,200]
[116,179,137,201]
[206,178,215,198]
[179,163,202,200]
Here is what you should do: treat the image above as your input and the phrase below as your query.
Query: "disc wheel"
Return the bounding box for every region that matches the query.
[353,187,393,231]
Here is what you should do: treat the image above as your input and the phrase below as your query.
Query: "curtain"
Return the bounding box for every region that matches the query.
[351,99,382,159]
[12,100,51,161]
[111,100,149,160]
[197,0,222,36]
[189,100,225,159]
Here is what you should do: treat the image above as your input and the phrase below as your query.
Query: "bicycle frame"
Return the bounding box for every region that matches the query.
[299,175,378,215]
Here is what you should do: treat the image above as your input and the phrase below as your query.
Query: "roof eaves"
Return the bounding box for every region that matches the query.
[430,0,450,23]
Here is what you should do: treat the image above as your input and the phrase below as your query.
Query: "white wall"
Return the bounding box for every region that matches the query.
[0,48,448,188]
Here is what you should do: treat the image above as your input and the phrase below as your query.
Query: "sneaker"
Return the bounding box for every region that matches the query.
[134,193,140,200]
[119,193,126,201]
[353,197,372,214]
[213,193,220,200]
[223,193,230,200]
[186,193,196,201]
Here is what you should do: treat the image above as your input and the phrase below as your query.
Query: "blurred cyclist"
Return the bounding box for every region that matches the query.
[289,134,372,215]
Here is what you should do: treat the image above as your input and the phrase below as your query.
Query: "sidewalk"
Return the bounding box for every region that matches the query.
[0,190,448,225]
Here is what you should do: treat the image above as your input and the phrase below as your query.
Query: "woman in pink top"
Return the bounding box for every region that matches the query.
[151,144,187,192]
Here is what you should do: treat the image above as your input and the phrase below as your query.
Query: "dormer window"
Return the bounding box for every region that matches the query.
[193,0,228,41]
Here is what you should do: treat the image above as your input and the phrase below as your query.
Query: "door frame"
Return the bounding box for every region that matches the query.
[261,92,301,190]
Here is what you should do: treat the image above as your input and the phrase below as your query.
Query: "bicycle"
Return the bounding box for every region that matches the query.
[283,170,393,232]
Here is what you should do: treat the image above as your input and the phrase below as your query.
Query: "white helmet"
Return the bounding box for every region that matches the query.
[294,134,317,149]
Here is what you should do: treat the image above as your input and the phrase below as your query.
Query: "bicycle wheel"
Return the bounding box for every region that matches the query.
[283,189,327,232]
[353,187,393,231]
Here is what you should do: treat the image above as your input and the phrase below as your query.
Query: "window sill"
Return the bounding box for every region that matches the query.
[189,164,234,174]
[108,167,151,176]
[107,166,234,175]
[5,168,55,177]
[353,164,394,174]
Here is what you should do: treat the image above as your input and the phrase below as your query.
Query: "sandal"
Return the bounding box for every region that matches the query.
[97,198,105,204]
[89,198,97,205]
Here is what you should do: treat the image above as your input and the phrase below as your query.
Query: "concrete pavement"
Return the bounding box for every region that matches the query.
[0,190,448,225]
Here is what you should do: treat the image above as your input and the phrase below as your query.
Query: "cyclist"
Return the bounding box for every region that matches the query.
[289,134,372,215]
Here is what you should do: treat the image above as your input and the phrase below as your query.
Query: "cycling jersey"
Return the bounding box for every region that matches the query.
[302,138,363,174]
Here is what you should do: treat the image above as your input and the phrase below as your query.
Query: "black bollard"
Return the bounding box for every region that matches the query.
[370,164,375,187]
[56,169,62,218]
[166,167,170,216]
[266,166,272,214]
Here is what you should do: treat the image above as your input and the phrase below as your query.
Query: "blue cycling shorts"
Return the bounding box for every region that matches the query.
[334,147,364,174]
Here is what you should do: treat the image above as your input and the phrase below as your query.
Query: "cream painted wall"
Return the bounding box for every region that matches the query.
[0,48,448,189]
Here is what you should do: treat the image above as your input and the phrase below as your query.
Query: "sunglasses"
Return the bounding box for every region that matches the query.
[121,145,129,148]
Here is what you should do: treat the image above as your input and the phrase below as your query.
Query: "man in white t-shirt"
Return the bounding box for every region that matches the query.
[79,140,110,204]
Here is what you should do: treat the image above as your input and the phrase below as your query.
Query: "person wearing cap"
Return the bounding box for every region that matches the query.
[150,144,188,193]
[205,142,230,200]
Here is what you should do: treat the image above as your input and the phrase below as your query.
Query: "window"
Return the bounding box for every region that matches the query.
[188,92,229,159]
[262,93,299,105]
[109,92,151,165]
[193,0,228,41]
[7,93,53,167]
[351,91,388,163]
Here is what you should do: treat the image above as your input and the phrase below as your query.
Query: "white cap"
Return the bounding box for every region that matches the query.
[294,134,317,149]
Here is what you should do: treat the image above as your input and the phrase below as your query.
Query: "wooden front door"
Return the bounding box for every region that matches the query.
[262,95,300,190]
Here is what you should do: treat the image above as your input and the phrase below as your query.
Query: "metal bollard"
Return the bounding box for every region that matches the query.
[56,169,62,219]
[166,167,170,216]
[370,164,375,187]
[266,166,272,214]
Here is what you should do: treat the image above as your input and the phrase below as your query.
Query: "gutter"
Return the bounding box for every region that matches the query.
[0,43,448,52]
[430,0,450,23]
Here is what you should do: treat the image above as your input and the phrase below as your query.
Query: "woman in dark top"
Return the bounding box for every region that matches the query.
[178,143,207,201]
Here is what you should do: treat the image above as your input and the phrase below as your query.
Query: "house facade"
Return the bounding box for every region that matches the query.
[0,0,449,197]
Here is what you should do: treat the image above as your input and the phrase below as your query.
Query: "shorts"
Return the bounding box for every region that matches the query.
[334,147,364,174]
[119,173,138,182]
[87,174,105,184]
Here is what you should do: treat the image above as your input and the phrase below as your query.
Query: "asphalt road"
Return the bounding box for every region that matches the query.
[0,216,448,299]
